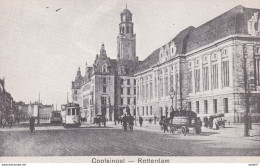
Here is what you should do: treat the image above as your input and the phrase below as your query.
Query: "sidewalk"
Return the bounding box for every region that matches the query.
[107,121,260,141]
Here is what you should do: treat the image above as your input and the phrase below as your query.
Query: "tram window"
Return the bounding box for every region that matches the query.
[68,109,71,115]
[72,108,75,115]
[76,109,79,115]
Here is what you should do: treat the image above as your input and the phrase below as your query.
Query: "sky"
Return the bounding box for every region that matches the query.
[0,0,259,108]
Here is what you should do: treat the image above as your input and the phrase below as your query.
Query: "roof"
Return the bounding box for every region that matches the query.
[186,5,260,53]
[134,26,194,74]
[134,49,160,74]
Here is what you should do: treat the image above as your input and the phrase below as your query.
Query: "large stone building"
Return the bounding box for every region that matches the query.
[72,5,260,123]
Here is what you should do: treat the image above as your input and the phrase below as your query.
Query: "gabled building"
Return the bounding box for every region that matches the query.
[72,5,260,123]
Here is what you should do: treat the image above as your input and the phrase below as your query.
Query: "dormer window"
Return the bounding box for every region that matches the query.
[102,64,108,72]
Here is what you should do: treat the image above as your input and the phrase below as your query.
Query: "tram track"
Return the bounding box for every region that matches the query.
[110,134,176,155]
[84,128,176,156]
[47,129,74,156]
[45,127,109,156]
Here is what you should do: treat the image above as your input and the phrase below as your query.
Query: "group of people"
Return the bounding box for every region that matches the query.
[121,114,134,131]
[203,116,224,130]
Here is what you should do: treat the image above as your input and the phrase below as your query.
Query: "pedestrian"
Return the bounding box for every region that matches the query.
[162,117,169,133]
[154,115,157,124]
[212,118,219,130]
[122,114,128,131]
[102,117,106,127]
[128,114,134,131]
[29,116,35,133]
[148,118,152,124]
[139,116,143,127]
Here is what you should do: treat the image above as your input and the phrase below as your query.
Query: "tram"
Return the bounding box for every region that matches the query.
[50,111,62,123]
[61,103,81,127]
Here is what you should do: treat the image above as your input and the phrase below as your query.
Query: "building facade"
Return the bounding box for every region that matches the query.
[72,5,260,123]
[0,78,15,125]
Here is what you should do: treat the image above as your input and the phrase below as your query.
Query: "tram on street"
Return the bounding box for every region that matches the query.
[50,111,62,123]
[61,103,81,127]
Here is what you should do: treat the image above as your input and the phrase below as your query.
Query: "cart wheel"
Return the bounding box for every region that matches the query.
[170,126,176,134]
[181,126,187,136]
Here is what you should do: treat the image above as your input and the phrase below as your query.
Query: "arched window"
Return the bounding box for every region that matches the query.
[102,64,107,72]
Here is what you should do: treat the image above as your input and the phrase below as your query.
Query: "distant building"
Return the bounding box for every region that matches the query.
[72,5,260,123]
[0,78,14,125]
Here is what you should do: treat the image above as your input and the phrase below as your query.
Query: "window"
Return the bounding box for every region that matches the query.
[222,61,229,87]
[121,79,124,84]
[134,88,136,95]
[211,64,218,89]
[146,106,148,115]
[127,79,130,85]
[72,108,75,115]
[213,99,217,113]
[150,106,153,115]
[150,82,153,99]
[195,69,200,92]
[126,26,129,33]
[204,100,208,114]
[137,86,139,100]
[196,101,199,114]
[188,102,191,111]
[68,109,71,115]
[121,88,123,95]
[121,98,123,105]
[127,88,130,95]
[137,107,139,116]
[159,77,163,98]
[127,97,131,105]
[170,74,174,89]
[224,98,228,113]
[188,70,192,93]
[103,77,106,84]
[102,64,107,72]
[134,79,136,85]
[203,66,209,91]
[146,83,149,100]
[134,97,136,105]
[165,76,168,96]
[256,57,260,86]
[142,107,144,115]
[103,86,107,93]
[76,109,79,115]
[101,96,107,105]
[154,77,157,98]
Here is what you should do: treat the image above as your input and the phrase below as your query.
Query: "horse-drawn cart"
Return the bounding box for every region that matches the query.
[169,111,202,136]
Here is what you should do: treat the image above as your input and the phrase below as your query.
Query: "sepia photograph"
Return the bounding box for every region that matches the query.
[0,0,260,163]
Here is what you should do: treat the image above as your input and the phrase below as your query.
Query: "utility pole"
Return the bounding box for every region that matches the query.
[37,93,40,124]
[67,92,69,104]
[243,45,250,137]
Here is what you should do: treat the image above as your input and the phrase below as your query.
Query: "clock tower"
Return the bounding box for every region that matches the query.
[117,6,136,61]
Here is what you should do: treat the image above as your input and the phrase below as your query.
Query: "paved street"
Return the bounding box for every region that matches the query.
[0,122,259,156]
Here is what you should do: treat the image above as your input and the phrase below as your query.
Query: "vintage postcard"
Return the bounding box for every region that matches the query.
[0,0,260,164]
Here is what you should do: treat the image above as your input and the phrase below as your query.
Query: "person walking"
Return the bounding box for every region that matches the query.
[29,117,35,133]
[128,114,134,131]
[122,114,128,131]
[162,117,169,133]
[154,115,157,125]
[139,116,143,127]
